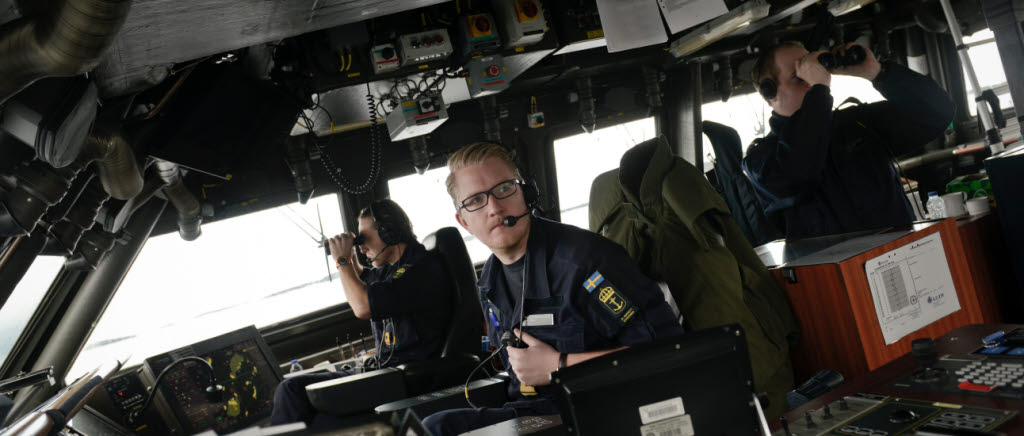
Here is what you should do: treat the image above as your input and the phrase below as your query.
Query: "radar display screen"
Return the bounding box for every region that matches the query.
[143,326,283,434]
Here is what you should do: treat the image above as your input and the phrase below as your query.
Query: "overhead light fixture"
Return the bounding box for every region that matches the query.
[669,0,771,58]
[827,0,875,17]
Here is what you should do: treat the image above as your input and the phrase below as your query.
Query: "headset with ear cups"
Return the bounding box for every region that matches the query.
[758,77,778,101]
[368,201,405,246]
[499,142,542,212]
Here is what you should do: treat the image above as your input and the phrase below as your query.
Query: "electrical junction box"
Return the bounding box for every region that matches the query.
[399,29,453,66]
[527,111,545,128]
[466,55,509,98]
[493,0,547,47]
[370,43,401,74]
[386,95,449,141]
[459,13,502,55]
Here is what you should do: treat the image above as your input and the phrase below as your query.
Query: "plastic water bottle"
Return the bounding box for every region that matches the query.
[289,359,303,373]
[926,192,946,219]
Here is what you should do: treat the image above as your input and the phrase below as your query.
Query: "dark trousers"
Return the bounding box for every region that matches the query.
[421,399,559,435]
[270,370,353,425]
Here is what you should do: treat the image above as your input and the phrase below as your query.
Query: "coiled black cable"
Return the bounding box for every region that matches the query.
[312,84,383,194]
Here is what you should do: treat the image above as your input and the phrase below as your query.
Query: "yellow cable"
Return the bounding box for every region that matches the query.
[297,121,308,129]
[346,53,352,71]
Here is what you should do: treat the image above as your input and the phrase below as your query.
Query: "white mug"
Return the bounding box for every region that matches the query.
[940,192,967,217]
[966,197,991,216]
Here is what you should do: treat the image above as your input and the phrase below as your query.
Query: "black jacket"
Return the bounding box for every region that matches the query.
[362,241,454,366]
[742,61,955,239]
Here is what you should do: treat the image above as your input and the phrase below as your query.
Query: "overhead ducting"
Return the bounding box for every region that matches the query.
[0,159,82,236]
[0,76,99,168]
[0,123,142,237]
[156,160,202,241]
[82,124,144,201]
[42,177,109,256]
[0,0,132,105]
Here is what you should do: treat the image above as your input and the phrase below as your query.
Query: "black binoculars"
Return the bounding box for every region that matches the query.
[817,45,866,70]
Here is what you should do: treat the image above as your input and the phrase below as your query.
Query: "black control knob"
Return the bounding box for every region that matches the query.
[823,404,833,419]
[838,398,849,411]
[804,411,816,429]
[912,338,938,368]
[381,47,395,59]
[780,416,791,436]
[889,409,918,424]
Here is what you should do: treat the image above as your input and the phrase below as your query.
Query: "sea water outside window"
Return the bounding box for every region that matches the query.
[389,167,492,264]
[66,194,346,382]
[553,117,657,231]
[0,255,64,368]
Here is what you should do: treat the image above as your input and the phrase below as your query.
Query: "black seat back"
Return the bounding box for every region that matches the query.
[421,227,483,358]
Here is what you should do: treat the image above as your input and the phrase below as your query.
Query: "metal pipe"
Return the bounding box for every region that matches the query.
[897,143,988,171]
[82,125,143,201]
[155,161,202,241]
[0,0,133,105]
[5,199,164,424]
[937,0,1003,154]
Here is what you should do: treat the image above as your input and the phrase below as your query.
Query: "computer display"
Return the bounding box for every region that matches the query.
[143,326,283,434]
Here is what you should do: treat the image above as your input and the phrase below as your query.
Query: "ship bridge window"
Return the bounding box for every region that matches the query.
[962,29,1011,117]
[553,117,657,231]
[66,194,346,382]
[0,255,64,368]
[389,166,492,264]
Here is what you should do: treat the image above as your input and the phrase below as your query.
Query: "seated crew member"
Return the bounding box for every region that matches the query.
[270,199,454,426]
[422,143,683,435]
[742,41,954,239]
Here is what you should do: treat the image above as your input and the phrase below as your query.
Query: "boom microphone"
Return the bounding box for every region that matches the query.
[503,211,531,227]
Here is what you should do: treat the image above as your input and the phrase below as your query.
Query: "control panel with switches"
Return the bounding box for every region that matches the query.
[772,393,1016,436]
[398,29,453,66]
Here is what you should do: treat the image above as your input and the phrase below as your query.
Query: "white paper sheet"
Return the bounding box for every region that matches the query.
[658,0,729,34]
[864,232,961,345]
[595,0,668,53]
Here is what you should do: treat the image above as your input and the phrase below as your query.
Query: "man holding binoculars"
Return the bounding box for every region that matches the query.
[743,41,955,238]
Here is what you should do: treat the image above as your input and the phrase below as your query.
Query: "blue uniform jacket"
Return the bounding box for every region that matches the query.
[742,61,955,239]
[362,241,454,367]
[479,218,683,402]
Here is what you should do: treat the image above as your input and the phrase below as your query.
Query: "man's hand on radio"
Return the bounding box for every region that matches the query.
[796,50,832,87]
[508,329,559,386]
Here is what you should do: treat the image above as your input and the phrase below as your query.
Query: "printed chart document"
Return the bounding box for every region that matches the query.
[595,0,667,52]
[657,0,728,34]
[864,232,960,345]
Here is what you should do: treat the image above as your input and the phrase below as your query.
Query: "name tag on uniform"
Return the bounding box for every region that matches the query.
[522,313,555,327]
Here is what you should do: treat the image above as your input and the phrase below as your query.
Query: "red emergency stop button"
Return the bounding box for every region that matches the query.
[475,17,491,32]
[487,65,500,77]
[958,381,994,392]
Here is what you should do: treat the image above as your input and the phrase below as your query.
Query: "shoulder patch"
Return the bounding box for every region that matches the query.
[391,264,412,280]
[583,271,605,293]
[594,280,638,325]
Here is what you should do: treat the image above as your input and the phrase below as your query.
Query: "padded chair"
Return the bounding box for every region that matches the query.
[306,227,484,416]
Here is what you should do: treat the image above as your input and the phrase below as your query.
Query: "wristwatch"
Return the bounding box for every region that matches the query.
[336,256,350,268]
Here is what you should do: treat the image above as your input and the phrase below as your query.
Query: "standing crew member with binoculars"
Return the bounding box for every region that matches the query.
[743,41,955,238]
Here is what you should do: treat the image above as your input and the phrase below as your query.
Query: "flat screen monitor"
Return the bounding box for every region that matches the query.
[552,325,759,435]
[142,326,283,435]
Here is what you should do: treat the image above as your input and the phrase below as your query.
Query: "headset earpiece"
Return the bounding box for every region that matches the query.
[759,78,777,101]
[370,201,404,246]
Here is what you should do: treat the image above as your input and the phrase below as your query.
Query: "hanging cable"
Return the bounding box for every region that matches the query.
[309,84,383,195]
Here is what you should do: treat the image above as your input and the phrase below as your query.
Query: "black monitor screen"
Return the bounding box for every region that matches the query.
[552,325,758,435]
[143,326,283,434]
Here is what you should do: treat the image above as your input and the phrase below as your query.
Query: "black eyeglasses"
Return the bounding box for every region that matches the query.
[458,179,522,212]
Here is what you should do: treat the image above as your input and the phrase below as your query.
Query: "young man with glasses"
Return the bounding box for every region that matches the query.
[421,142,682,435]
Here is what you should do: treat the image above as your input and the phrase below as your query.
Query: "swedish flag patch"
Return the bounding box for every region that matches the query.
[584,271,637,324]
[582,271,604,293]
